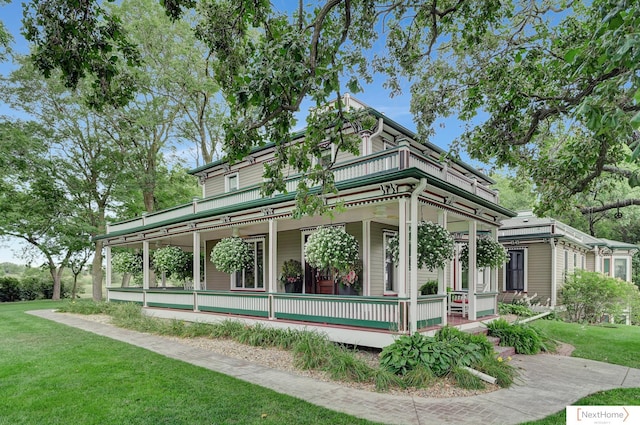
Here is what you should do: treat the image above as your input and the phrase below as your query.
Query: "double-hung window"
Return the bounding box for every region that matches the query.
[505,249,525,291]
[232,237,265,290]
[225,172,239,192]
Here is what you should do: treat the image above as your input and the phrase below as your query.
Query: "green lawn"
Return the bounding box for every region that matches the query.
[518,319,640,425]
[0,301,380,425]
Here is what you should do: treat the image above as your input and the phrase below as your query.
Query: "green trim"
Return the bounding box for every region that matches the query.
[146,302,194,310]
[477,309,495,317]
[273,293,406,304]
[108,287,144,291]
[198,305,269,318]
[274,312,393,330]
[417,317,442,328]
[109,299,143,305]
[198,291,269,299]
[97,166,513,241]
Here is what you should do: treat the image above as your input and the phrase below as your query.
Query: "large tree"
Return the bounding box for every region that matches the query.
[22,0,640,218]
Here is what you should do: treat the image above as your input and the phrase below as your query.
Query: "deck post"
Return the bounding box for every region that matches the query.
[490,227,498,314]
[268,219,277,319]
[409,178,427,334]
[398,198,408,298]
[467,220,477,320]
[142,240,150,291]
[362,219,371,296]
[193,232,201,291]
[105,245,112,290]
[438,210,448,326]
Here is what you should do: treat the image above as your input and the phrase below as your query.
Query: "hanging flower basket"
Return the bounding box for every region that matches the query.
[304,227,359,279]
[387,221,455,271]
[211,237,252,274]
[153,246,191,281]
[111,251,143,275]
[459,237,509,269]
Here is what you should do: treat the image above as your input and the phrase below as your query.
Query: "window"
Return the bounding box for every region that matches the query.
[581,255,585,269]
[573,253,577,270]
[232,237,265,290]
[383,231,397,292]
[225,173,239,192]
[603,258,611,275]
[314,143,335,168]
[614,258,627,281]
[564,250,568,272]
[505,249,525,291]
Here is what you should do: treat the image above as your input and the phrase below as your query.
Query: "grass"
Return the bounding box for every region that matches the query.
[531,320,640,369]
[0,300,381,425]
[518,319,640,425]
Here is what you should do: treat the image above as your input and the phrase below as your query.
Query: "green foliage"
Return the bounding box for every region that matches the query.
[473,354,517,388]
[452,367,485,390]
[387,221,455,271]
[0,275,69,301]
[498,302,536,318]
[210,237,252,274]
[561,270,640,324]
[152,246,191,281]
[380,331,485,378]
[401,364,435,389]
[487,319,555,355]
[304,227,359,276]
[58,299,112,315]
[419,280,438,295]
[459,237,509,269]
[111,251,143,275]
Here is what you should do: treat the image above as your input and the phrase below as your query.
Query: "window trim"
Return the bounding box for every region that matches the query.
[383,230,398,294]
[224,172,239,193]
[502,247,527,292]
[230,236,266,291]
[613,257,629,281]
[312,142,336,168]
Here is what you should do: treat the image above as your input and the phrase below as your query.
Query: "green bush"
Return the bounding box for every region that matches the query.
[498,302,536,317]
[487,318,554,355]
[561,270,640,324]
[0,275,68,301]
[380,331,485,377]
[0,277,21,302]
[419,280,438,295]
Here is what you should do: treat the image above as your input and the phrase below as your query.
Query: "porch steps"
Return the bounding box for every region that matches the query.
[463,327,516,358]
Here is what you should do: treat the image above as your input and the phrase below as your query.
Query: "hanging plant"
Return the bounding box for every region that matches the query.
[111,251,143,275]
[211,237,252,274]
[387,221,455,271]
[460,237,509,269]
[153,246,191,281]
[304,227,359,278]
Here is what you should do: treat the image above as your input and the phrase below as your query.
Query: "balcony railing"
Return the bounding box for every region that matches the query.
[107,146,499,234]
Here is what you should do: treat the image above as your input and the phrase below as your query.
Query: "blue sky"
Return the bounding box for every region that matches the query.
[0,1,483,264]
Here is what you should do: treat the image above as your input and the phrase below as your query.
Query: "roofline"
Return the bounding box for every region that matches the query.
[96,167,514,241]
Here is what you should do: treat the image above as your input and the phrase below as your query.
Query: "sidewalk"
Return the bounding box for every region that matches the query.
[29,309,640,425]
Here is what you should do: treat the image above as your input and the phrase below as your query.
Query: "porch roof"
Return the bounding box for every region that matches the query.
[96,167,515,241]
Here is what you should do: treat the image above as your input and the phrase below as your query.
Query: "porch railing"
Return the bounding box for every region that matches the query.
[106,146,499,234]
[475,292,498,318]
[416,295,446,328]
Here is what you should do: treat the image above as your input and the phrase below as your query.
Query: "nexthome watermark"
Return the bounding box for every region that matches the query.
[566,406,639,425]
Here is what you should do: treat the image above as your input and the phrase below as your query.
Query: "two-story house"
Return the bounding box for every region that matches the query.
[97,95,515,348]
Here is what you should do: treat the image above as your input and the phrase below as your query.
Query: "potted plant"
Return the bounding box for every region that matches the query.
[153,246,191,283]
[387,221,455,271]
[304,226,359,293]
[419,279,438,295]
[338,260,363,295]
[280,259,303,293]
[459,236,509,269]
[210,237,252,274]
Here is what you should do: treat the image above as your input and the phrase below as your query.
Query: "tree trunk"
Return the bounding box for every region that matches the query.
[50,264,64,300]
[92,239,104,300]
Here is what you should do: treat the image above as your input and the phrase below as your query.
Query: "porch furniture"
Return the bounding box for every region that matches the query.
[448,291,468,318]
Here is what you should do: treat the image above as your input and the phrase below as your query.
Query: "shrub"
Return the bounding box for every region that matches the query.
[0,276,21,302]
[498,302,536,317]
[487,318,553,355]
[472,354,517,388]
[419,280,438,295]
[561,270,640,324]
[452,367,485,390]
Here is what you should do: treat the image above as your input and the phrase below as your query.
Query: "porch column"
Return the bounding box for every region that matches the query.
[593,246,601,273]
[437,210,448,326]
[268,219,278,294]
[398,197,408,298]
[409,178,426,334]
[490,227,498,314]
[105,245,112,291]
[467,220,477,320]
[362,219,371,296]
[550,238,557,307]
[193,232,201,291]
[142,240,150,290]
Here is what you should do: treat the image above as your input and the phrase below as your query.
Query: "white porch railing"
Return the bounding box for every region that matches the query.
[196,291,270,318]
[108,288,145,304]
[417,295,446,328]
[106,147,499,234]
[145,290,195,310]
[272,293,406,331]
[475,292,498,318]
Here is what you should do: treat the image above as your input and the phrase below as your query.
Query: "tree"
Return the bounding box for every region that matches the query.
[0,121,93,300]
[22,0,640,219]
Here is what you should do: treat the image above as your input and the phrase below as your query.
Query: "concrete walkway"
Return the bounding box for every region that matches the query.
[29,309,640,425]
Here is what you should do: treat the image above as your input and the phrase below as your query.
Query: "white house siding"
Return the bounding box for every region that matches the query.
[369,221,399,295]
[586,251,595,271]
[526,243,552,304]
